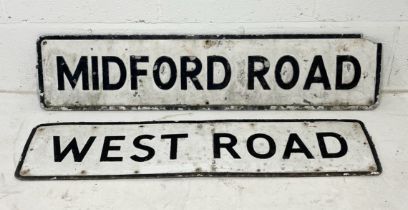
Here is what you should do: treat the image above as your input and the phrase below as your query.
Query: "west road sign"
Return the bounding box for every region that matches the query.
[15,120,381,180]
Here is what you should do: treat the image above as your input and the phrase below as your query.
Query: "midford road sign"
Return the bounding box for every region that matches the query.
[15,120,381,180]
[37,34,381,110]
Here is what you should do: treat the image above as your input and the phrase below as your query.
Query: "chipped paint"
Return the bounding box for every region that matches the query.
[37,34,381,111]
[15,119,381,180]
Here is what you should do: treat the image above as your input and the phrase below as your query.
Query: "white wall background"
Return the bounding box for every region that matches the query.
[0,1,408,210]
[0,0,406,93]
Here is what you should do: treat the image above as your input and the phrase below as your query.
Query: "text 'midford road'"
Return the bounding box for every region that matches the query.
[38,34,381,110]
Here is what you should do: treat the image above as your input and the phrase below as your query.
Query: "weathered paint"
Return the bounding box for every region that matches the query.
[15,120,381,180]
[38,35,381,110]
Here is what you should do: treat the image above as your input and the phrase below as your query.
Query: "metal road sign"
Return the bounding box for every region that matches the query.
[15,120,381,180]
[37,34,381,110]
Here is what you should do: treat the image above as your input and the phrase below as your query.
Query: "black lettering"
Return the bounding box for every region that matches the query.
[213,133,241,159]
[283,133,314,159]
[57,56,89,90]
[207,56,231,90]
[130,56,149,90]
[53,136,95,162]
[100,136,125,161]
[153,56,177,90]
[336,55,361,90]
[102,56,127,90]
[248,56,270,90]
[131,135,155,162]
[91,56,99,90]
[317,132,348,158]
[161,133,188,159]
[303,55,331,90]
[181,56,203,90]
[246,133,276,159]
[275,55,299,89]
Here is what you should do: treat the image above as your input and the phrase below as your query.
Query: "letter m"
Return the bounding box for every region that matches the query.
[57,56,89,90]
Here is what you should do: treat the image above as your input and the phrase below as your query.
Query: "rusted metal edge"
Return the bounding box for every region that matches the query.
[15,119,382,181]
[36,34,382,111]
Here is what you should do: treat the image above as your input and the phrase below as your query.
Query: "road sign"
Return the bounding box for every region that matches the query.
[37,34,381,110]
[15,120,381,180]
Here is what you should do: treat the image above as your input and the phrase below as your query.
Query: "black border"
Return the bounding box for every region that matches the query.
[36,34,382,111]
[15,119,382,180]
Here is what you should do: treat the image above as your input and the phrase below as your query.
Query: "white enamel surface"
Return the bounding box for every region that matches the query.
[18,121,377,177]
[40,38,378,109]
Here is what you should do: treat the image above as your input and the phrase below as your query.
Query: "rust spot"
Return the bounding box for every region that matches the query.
[197,124,203,129]
[29,148,34,151]
[20,169,30,176]
[195,167,202,172]
[303,99,312,105]
[134,170,139,174]
[336,44,349,53]
[42,41,47,45]
[210,128,215,134]
[256,169,261,172]
[61,191,70,200]
[80,170,87,175]
[368,166,376,171]
[44,99,51,105]
[204,40,218,49]
[211,160,217,172]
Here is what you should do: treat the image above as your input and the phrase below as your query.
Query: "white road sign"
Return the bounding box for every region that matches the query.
[37,34,381,110]
[15,120,381,180]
